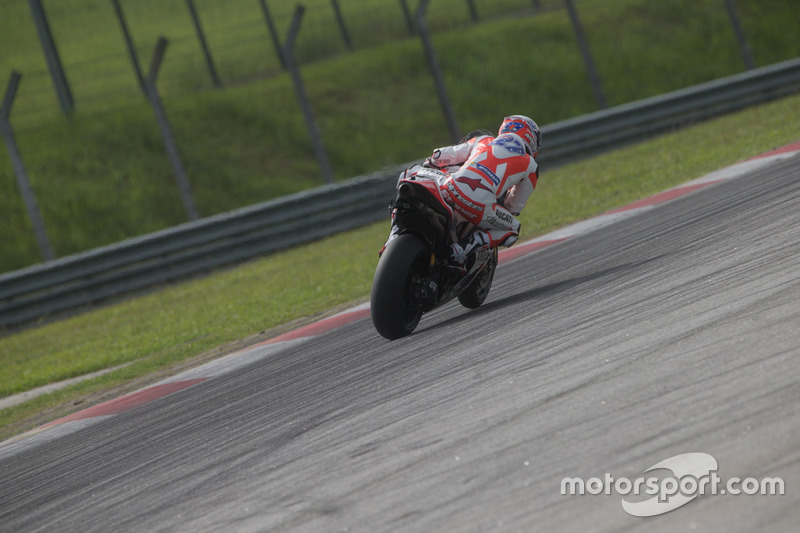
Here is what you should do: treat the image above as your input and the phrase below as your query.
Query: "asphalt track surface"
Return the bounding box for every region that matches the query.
[1,154,799,532]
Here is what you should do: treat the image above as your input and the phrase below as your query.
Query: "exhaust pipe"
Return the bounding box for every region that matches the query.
[398,182,414,199]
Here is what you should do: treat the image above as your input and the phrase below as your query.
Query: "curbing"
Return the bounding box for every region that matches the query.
[1,142,797,459]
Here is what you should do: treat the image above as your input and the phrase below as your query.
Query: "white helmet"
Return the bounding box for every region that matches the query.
[498,115,541,156]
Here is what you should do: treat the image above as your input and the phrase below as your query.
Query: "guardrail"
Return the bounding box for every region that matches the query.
[539,56,800,164]
[2,57,800,331]
[0,173,400,330]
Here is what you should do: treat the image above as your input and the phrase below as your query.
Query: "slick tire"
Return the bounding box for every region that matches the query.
[371,234,429,340]
[458,248,498,309]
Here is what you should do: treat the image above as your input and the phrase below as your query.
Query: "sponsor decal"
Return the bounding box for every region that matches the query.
[456,176,492,193]
[484,214,507,230]
[470,162,501,185]
[494,208,514,225]
[523,131,536,146]
[484,210,515,230]
[447,182,483,211]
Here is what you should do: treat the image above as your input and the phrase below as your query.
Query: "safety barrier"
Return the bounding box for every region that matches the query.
[539,57,800,164]
[0,173,399,330]
[2,56,800,330]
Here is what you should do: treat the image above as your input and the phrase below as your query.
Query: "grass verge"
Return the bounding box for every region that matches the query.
[1,92,798,441]
[2,0,799,272]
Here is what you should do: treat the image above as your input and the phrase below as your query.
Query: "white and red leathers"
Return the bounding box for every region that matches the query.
[428,132,539,249]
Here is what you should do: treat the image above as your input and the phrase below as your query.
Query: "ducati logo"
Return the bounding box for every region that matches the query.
[456,176,491,192]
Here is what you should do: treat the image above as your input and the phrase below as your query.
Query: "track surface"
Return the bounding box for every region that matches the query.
[2,155,799,532]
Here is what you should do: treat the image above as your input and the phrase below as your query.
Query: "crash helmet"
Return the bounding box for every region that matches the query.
[498,115,541,156]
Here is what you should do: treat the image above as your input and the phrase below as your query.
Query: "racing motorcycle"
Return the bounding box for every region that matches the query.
[370,165,498,340]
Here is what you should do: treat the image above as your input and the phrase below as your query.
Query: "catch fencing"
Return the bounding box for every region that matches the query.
[2,55,800,331]
[8,0,552,120]
[3,0,791,264]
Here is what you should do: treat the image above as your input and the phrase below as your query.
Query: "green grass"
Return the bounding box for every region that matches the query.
[1,0,537,119]
[1,92,799,441]
[2,0,799,272]
[1,0,799,436]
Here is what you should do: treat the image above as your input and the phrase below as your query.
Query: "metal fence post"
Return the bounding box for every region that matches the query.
[330,0,353,51]
[564,0,607,109]
[1,72,56,261]
[186,0,221,86]
[399,0,415,35]
[284,5,335,185]
[723,0,756,70]
[28,0,74,115]
[258,0,287,69]
[111,0,146,93]
[466,0,479,22]
[144,38,200,221]
[416,0,461,144]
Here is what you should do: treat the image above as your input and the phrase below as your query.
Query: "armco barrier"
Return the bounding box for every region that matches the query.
[2,57,800,330]
[0,173,400,330]
[538,56,800,164]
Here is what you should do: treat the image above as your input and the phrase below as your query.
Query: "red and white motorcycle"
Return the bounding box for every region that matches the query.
[371,165,498,340]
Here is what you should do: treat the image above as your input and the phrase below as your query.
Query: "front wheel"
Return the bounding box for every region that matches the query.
[371,234,430,340]
[458,248,498,309]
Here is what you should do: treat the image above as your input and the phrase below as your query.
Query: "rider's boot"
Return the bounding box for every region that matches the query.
[448,230,490,274]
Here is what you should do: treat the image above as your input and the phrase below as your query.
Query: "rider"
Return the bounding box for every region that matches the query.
[425,115,541,270]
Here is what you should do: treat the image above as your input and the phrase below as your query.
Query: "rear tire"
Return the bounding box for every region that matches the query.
[458,248,498,309]
[371,234,429,340]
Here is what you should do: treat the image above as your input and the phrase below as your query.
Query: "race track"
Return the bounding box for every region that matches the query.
[1,154,799,532]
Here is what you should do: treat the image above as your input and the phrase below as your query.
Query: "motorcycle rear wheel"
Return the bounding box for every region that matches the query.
[371,234,429,340]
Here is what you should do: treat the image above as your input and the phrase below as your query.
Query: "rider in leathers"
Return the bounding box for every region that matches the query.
[426,115,541,269]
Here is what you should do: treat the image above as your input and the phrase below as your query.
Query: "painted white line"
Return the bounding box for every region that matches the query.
[0,363,132,411]
[509,145,800,253]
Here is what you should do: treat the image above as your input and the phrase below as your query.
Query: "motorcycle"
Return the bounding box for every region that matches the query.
[370,166,498,340]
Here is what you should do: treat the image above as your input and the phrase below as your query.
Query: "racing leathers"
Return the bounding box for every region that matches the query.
[426,133,539,265]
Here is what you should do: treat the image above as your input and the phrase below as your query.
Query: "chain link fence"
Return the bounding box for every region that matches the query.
[440,0,800,133]
[2,0,800,270]
[5,0,799,122]
[4,0,543,121]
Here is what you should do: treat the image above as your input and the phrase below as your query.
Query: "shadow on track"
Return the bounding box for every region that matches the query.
[418,254,666,336]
